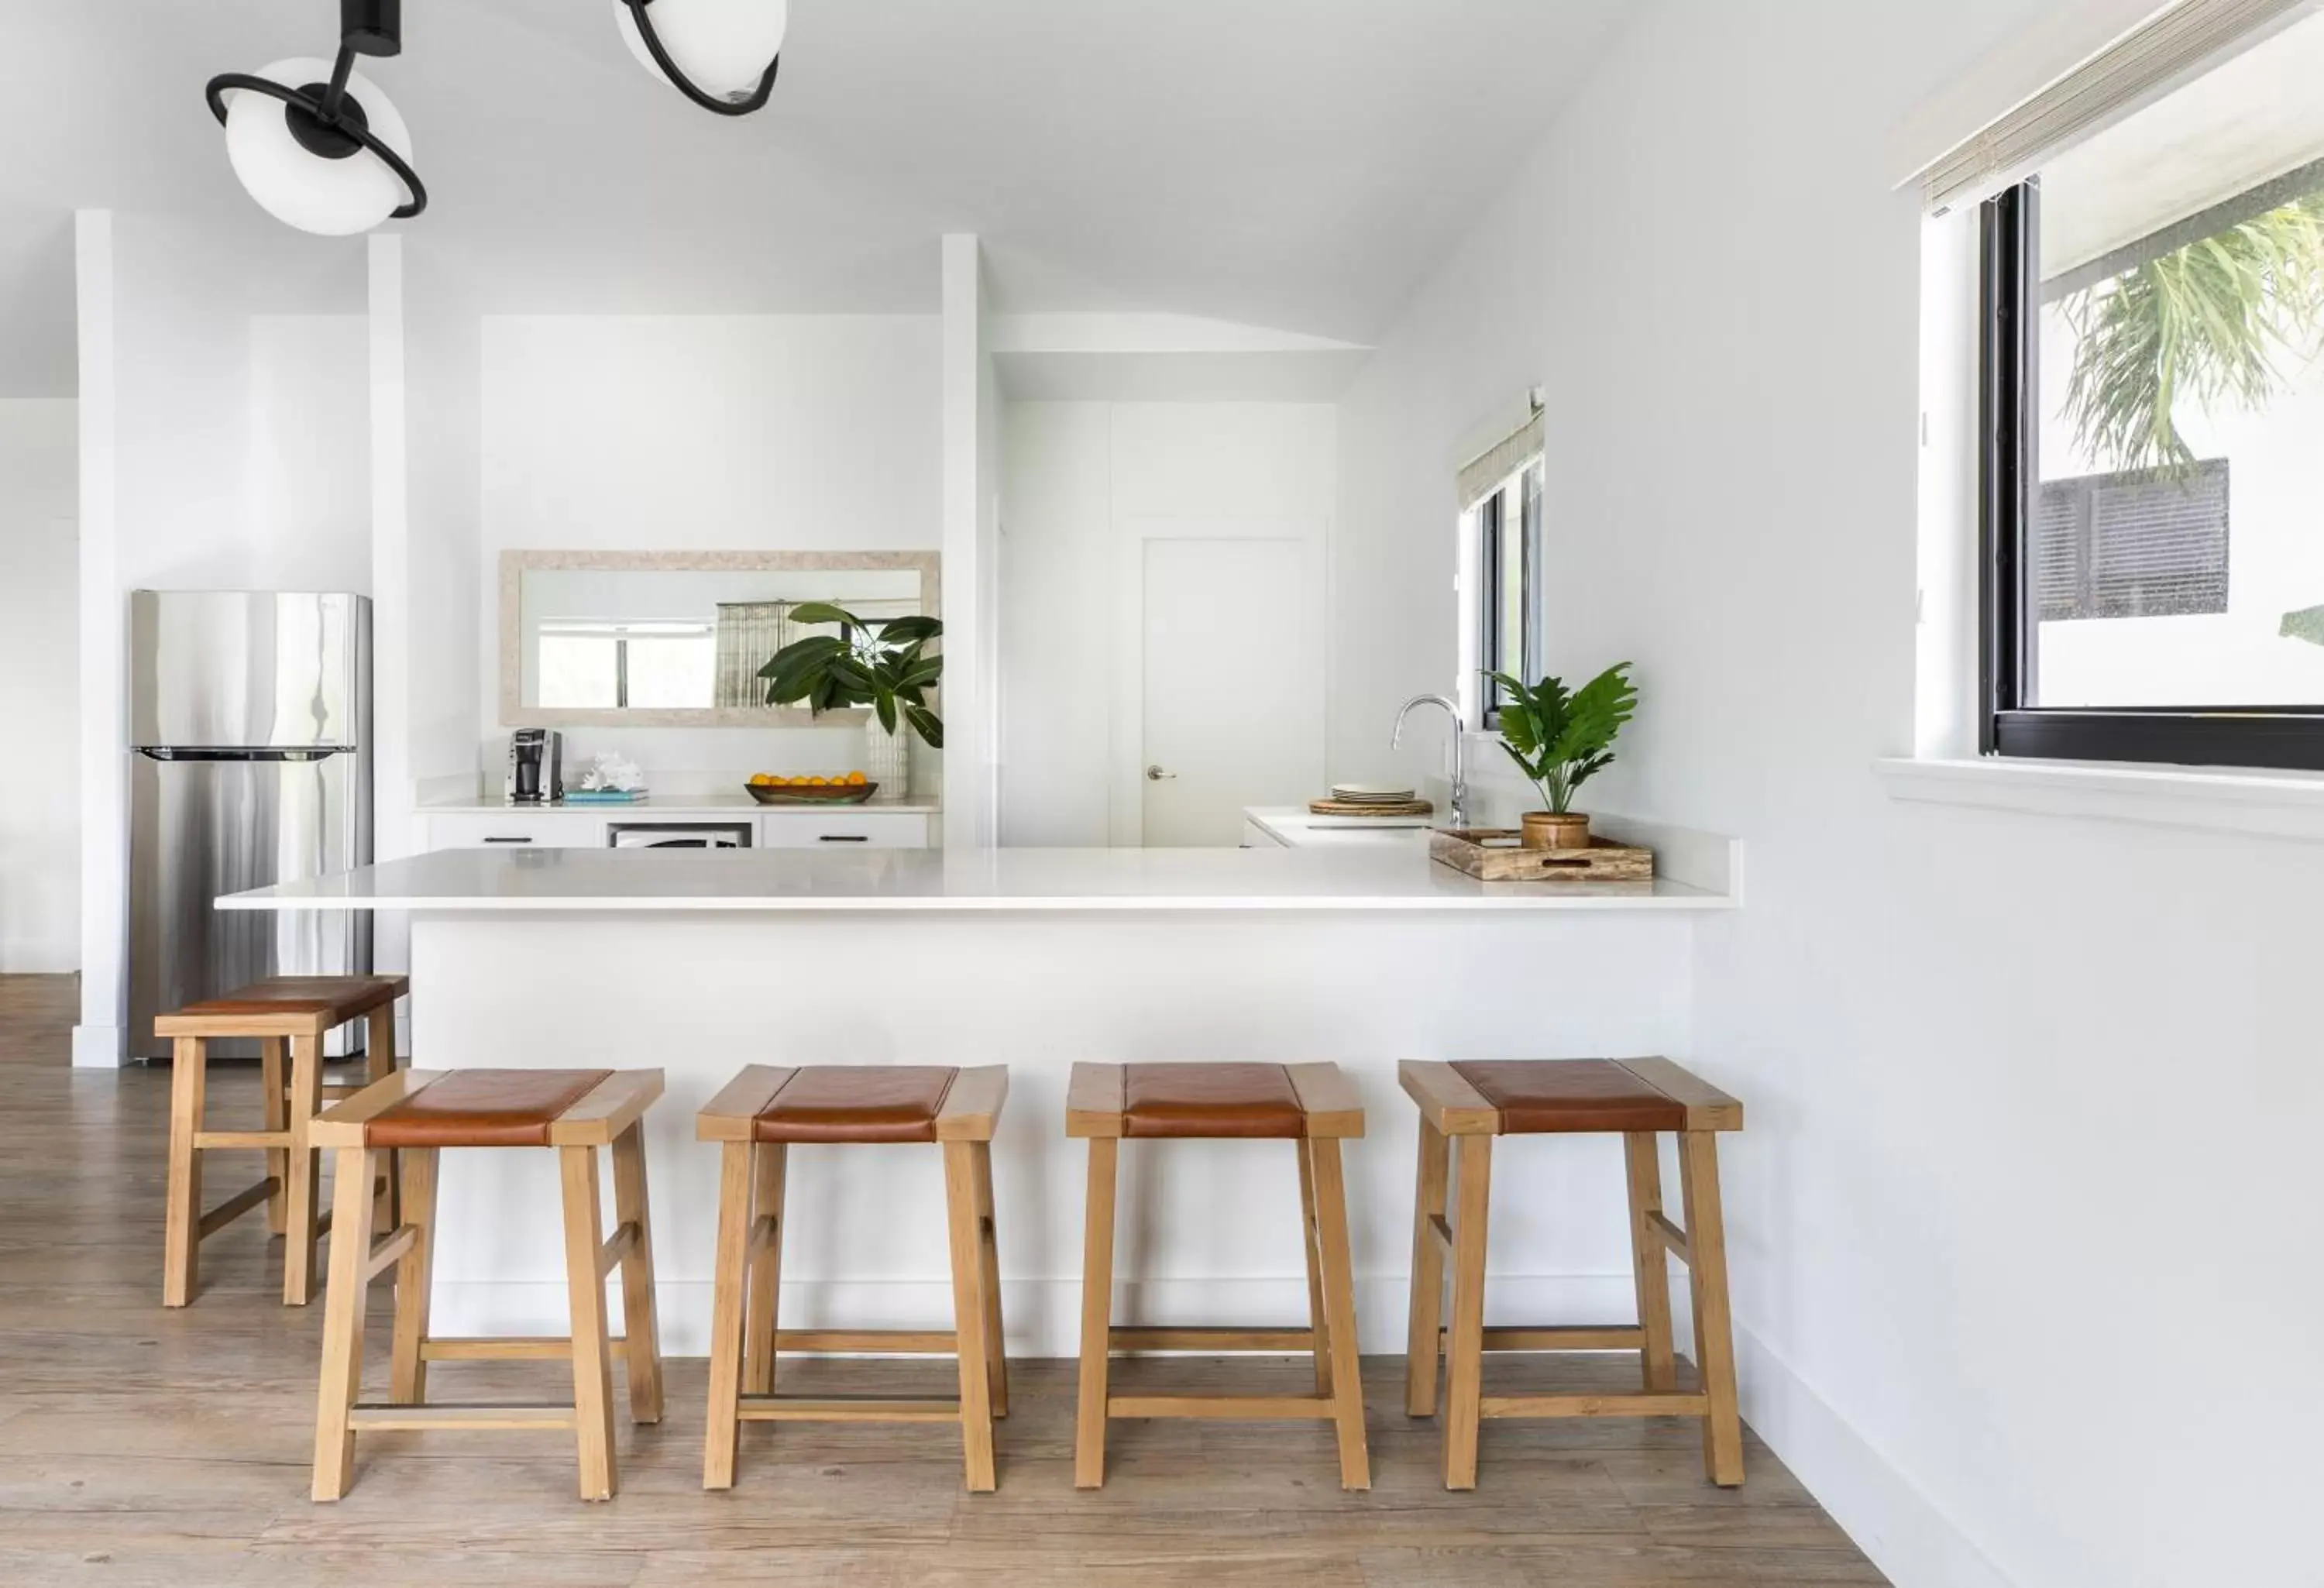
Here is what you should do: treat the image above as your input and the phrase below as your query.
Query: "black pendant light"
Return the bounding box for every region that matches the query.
[205,0,427,235]
[614,0,787,117]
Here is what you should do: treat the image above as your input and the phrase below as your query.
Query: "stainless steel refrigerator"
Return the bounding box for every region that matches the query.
[129,591,373,1060]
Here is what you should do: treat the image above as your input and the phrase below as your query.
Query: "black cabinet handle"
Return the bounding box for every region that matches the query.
[816,834,869,844]
[483,836,533,844]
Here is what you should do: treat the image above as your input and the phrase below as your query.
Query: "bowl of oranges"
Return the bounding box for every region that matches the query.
[744,772,877,806]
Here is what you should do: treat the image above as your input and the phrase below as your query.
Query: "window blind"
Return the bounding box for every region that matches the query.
[1914,0,2316,213]
[1456,408,1545,513]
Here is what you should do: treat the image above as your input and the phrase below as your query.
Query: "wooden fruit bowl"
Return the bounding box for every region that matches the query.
[744,782,878,806]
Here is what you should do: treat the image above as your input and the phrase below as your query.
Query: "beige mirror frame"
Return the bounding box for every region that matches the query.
[498,548,942,729]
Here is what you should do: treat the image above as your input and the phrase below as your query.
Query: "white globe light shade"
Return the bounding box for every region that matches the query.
[222,57,414,236]
[614,0,788,101]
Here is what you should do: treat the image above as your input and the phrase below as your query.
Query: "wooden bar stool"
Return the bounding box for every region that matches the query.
[153,974,406,1307]
[1401,1057,1745,1490]
[698,1064,1009,1493]
[308,1067,666,1503]
[1067,1061,1369,1492]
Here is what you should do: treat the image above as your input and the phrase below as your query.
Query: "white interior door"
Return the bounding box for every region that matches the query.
[1136,533,1323,847]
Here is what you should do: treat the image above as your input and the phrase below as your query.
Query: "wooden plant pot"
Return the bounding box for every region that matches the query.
[1521,812,1590,851]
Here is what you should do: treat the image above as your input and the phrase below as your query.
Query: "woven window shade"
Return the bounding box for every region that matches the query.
[1913,0,2313,213]
[1456,410,1545,512]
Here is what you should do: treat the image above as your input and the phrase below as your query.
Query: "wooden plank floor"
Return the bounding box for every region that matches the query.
[0,974,1887,1586]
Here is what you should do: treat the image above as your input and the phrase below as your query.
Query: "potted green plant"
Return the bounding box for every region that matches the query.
[758,603,944,748]
[1485,662,1637,850]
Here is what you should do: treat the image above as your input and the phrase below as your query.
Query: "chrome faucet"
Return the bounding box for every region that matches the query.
[1392,693,1468,829]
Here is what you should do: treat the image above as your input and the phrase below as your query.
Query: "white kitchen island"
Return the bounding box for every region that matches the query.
[222,840,1737,1356]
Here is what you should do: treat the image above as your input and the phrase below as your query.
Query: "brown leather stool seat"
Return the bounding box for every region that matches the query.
[1066,1060,1370,1491]
[751,1064,958,1143]
[699,1064,1011,1494]
[1121,1062,1307,1138]
[165,974,405,1029]
[366,1069,615,1148]
[1401,1056,1745,1493]
[152,973,410,1309]
[1450,1059,1690,1135]
[307,1067,667,1504]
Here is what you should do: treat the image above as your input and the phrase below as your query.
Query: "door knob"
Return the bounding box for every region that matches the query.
[1145,764,1177,782]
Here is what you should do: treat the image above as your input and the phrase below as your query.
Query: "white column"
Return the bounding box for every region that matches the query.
[940,234,999,849]
[71,210,124,1068]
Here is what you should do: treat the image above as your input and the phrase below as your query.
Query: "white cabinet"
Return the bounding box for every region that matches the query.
[424,812,607,850]
[756,811,933,848]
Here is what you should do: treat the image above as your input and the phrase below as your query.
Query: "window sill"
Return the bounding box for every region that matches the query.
[1873,756,2324,843]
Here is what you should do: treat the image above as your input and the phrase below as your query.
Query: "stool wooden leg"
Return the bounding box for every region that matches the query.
[610,1121,665,1425]
[1296,1139,1332,1397]
[944,1140,998,1493]
[1623,1131,1677,1394]
[161,1038,208,1308]
[1679,1130,1745,1487]
[389,1147,438,1404]
[559,1144,618,1501]
[365,1004,399,1231]
[1442,1133,1493,1490]
[282,1034,324,1306]
[260,1037,289,1236]
[972,1140,1008,1419]
[1306,1137,1370,1492]
[311,1144,376,1500]
[1073,1136,1118,1490]
[1404,1116,1450,1416]
[703,1140,753,1490]
[744,1141,786,1397]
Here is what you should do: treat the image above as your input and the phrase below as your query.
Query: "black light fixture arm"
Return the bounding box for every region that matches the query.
[202,0,426,219]
[621,0,781,117]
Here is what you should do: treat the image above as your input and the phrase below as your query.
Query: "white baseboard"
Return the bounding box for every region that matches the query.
[0,941,77,974]
[1734,1322,2016,1588]
[427,1272,1648,1362]
[71,1022,126,1069]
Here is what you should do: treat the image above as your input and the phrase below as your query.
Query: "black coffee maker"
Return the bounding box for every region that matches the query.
[507,728,563,804]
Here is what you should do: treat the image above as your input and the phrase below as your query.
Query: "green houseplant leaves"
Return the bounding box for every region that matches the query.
[757,603,945,750]
[1486,662,1637,814]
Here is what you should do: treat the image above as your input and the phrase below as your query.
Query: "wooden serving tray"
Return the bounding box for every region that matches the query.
[1308,798,1434,818]
[1428,828,1654,882]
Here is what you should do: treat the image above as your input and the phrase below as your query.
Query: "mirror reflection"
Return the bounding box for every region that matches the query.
[510,559,930,717]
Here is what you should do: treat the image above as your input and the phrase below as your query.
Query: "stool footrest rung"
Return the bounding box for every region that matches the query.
[195,1177,280,1239]
[1108,1393,1338,1421]
[363,1225,418,1281]
[348,1402,578,1432]
[1442,1325,1648,1353]
[417,1335,627,1361]
[737,1395,961,1424]
[1480,1391,1709,1420]
[775,1329,959,1354]
[1108,1327,1317,1353]
[193,1129,292,1151]
[596,1219,641,1278]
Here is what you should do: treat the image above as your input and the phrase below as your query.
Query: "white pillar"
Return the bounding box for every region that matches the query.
[71,210,124,1067]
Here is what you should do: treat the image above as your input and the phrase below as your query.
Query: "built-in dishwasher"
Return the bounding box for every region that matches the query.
[607,821,752,849]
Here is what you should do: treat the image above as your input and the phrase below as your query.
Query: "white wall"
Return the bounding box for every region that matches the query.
[1339,2,2319,1585]
[0,398,78,970]
[999,400,1337,844]
[476,313,941,784]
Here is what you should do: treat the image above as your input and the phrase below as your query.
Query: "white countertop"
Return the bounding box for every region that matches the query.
[418,792,940,816]
[217,844,1734,913]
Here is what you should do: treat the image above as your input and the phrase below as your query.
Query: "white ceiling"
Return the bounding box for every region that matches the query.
[0,0,1628,379]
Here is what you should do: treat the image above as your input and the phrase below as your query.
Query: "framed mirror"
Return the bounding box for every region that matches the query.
[499,549,941,727]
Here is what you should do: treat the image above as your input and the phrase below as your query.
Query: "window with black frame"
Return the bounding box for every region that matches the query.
[1476,459,1543,727]
[1978,16,2324,770]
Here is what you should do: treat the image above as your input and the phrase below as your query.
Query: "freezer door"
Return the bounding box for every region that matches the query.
[128,749,371,1059]
[129,590,371,749]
